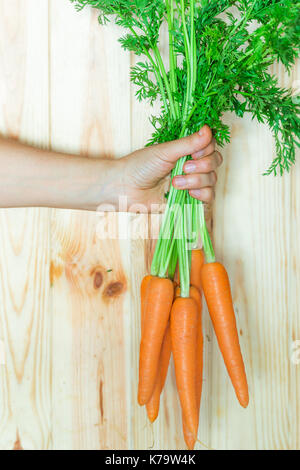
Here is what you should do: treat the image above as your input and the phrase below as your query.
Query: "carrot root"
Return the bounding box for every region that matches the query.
[146,323,172,422]
[171,296,199,438]
[201,262,249,408]
[138,277,174,405]
[190,249,205,292]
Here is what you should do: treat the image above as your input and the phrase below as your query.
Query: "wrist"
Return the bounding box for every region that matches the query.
[79,157,125,212]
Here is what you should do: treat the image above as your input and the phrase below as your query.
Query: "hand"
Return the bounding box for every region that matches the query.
[119,125,223,212]
[0,128,222,212]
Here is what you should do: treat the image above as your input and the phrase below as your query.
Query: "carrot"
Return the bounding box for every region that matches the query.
[201,262,249,408]
[138,276,174,405]
[175,285,202,313]
[141,274,160,422]
[140,274,153,329]
[195,311,204,411]
[146,377,161,423]
[158,323,172,392]
[146,323,172,422]
[190,249,205,292]
[175,286,203,450]
[171,296,199,438]
[174,250,204,292]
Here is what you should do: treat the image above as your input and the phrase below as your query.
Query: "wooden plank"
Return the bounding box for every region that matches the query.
[0,0,298,450]
[289,65,300,451]
[128,22,188,449]
[210,61,299,450]
[0,0,51,450]
[49,0,131,450]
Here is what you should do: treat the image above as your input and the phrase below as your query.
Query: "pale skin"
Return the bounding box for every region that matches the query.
[0,125,222,212]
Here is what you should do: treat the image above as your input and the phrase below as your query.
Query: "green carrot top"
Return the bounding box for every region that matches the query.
[72,0,299,176]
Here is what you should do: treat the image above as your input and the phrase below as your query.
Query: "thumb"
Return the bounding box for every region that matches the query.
[149,125,212,164]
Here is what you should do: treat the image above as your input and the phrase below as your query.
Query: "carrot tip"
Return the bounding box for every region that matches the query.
[238,393,249,408]
[186,441,196,451]
[241,401,249,409]
[138,395,147,406]
[147,413,158,424]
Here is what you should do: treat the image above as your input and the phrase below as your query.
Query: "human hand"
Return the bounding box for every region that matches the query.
[118,125,223,212]
[0,127,222,212]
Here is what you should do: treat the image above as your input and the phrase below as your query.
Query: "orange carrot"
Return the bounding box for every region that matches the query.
[171,296,199,438]
[146,323,172,422]
[175,285,202,313]
[190,249,205,292]
[158,324,172,392]
[174,250,204,292]
[140,274,153,330]
[195,311,204,411]
[182,416,196,450]
[201,262,249,408]
[146,377,161,423]
[141,274,160,422]
[175,286,203,450]
[138,277,174,405]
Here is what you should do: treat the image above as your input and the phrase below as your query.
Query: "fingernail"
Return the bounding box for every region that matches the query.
[184,162,196,173]
[189,189,201,198]
[174,176,186,188]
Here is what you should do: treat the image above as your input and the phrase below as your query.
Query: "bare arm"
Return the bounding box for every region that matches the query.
[0,136,120,211]
[0,127,222,212]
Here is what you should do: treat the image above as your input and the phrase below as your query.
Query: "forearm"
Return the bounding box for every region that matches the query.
[0,137,123,211]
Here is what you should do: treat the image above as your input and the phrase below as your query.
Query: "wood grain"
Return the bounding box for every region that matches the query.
[0,0,51,450]
[49,0,131,450]
[0,0,299,450]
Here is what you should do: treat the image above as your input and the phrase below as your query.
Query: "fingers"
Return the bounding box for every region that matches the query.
[173,171,217,190]
[191,140,216,160]
[184,151,223,174]
[172,150,223,203]
[172,172,216,203]
[150,125,213,163]
[189,188,215,203]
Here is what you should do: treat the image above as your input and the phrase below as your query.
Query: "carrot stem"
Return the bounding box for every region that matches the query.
[198,200,215,263]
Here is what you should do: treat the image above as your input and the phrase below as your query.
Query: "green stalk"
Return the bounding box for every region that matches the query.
[168,241,178,280]
[177,191,190,297]
[153,44,177,119]
[190,0,197,93]
[121,19,170,112]
[151,186,185,276]
[151,0,215,285]
[166,0,179,119]
[198,200,215,263]
[180,0,192,121]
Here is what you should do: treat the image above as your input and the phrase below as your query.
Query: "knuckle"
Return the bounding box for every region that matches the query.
[202,125,213,142]
[207,142,215,155]
[191,133,201,151]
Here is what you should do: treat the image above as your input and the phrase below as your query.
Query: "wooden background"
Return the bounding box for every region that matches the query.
[0,0,299,450]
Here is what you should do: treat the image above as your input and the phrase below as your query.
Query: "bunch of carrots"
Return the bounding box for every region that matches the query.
[138,249,249,449]
[72,0,299,450]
